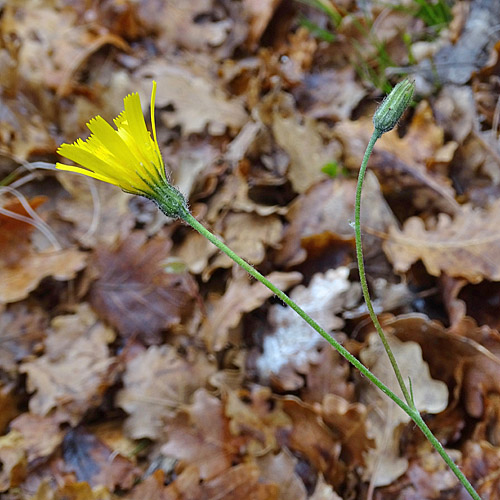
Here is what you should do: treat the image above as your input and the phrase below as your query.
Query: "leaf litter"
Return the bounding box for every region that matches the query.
[1,0,500,498]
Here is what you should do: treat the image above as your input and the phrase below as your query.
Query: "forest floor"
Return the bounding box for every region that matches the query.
[1,0,500,499]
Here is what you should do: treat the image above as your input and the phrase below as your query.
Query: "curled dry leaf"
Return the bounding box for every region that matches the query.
[117,345,216,440]
[359,331,449,487]
[277,173,396,268]
[387,314,500,419]
[257,267,360,390]
[384,199,500,283]
[161,389,240,480]
[225,386,291,457]
[20,304,116,425]
[281,397,343,487]
[201,269,302,352]
[89,232,198,343]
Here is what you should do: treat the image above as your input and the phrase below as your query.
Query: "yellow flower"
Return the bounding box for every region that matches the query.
[56,81,187,217]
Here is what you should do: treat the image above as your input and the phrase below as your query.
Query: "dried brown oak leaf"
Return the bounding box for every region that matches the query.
[205,212,283,275]
[117,345,216,439]
[321,394,372,468]
[384,199,500,283]
[359,332,448,487]
[89,232,198,343]
[256,267,360,390]
[277,173,397,268]
[62,427,140,490]
[127,463,279,500]
[281,397,343,487]
[201,268,302,352]
[272,107,338,194]
[161,389,241,480]
[0,196,86,304]
[256,450,307,500]
[0,304,47,377]
[20,304,116,425]
[138,60,247,136]
[387,314,500,419]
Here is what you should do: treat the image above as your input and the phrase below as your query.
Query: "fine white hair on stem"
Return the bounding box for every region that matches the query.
[0,185,62,251]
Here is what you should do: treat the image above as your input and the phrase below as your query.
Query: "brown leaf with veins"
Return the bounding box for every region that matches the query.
[321,394,372,468]
[117,345,216,439]
[384,199,500,283]
[161,389,240,480]
[89,232,198,343]
[272,104,337,194]
[20,304,116,425]
[138,59,247,136]
[386,314,500,420]
[62,427,140,490]
[300,344,355,405]
[201,268,302,352]
[205,212,283,275]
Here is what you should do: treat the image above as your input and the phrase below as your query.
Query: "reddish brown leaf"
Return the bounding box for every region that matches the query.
[89,232,198,343]
[281,397,343,486]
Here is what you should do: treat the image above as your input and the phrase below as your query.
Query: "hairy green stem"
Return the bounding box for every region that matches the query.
[354,130,413,407]
[174,206,480,500]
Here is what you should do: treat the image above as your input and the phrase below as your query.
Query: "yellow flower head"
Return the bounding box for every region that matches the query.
[57,81,187,218]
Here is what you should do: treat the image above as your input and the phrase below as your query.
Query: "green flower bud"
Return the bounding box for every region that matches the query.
[373,79,415,134]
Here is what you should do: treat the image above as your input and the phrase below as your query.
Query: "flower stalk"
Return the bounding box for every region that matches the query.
[56,81,480,500]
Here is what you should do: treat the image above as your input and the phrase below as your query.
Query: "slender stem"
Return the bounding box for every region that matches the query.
[175,206,480,500]
[179,206,479,496]
[179,207,411,411]
[354,130,413,407]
